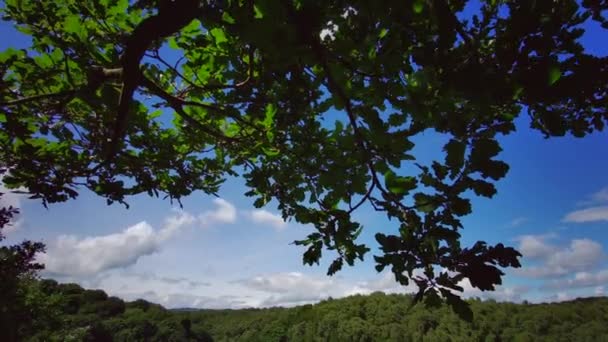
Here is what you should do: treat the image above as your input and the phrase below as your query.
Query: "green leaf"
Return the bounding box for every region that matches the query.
[451,197,472,216]
[210,28,228,47]
[263,103,276,128]
[168,37,179,49]
[384,171,417,195]
[471,180,497,198]
[0,48,24,64]
[254,5,264,19]
[63,15,82,34]
[303,241,323,266]
[378,28,389,39]
[471,139,501,162]
[413,0,425,14]
[327,258,343,275]
[429,227,460,242]
[414,193,437,213]
[262,147,280,157]
[475,160,509,181]
[444,139,466,170]
[548,65,561,86]
[222,12,236,24]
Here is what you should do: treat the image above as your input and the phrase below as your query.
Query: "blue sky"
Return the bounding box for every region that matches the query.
[1,5,608,308]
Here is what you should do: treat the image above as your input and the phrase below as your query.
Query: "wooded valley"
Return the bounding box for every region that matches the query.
[5,278,608,341]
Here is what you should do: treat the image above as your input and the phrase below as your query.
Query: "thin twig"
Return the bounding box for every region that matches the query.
[0,90,76,106]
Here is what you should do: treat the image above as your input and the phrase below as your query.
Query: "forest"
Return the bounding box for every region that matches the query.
[4,277,608,341]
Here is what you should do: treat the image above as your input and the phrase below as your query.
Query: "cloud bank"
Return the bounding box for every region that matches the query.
[39,210,195,277]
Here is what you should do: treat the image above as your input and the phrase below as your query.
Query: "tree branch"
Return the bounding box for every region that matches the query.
[140,75,240,144]
[108,0,202,160]
[309,40,410,213]
[0,90,76,106]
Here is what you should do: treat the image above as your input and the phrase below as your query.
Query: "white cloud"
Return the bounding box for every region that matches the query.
[199,198,237,225]
[119,291,251,309]
[540,291,574,303]
[547,239,603,270]
[1,177,27,234]
[516,237,604,278]
[242,272,335,295]
[595,286,604,296]
[238,270,433,308]
[236,270,530,308]
[563,206,608,223]
[1,217,24,235]
[458,278,529,303]
[0,175,27,209]
[159,209,195,240]
[516,234,557,259]
[591,187,608,202]
[0,189,23,209]
[249,210,287,231]
[127,272,210,288]
[577,187,608,206]
[565,186,608,222]
[544,270,608,290]
[39,210,195,277]
[40,222,160,276]
[508,217,528,228]
[51,267,537,310]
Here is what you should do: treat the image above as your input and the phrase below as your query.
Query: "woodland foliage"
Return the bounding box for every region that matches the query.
[6,278,608,342]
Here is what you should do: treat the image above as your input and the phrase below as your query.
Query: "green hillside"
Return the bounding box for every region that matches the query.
[4,278,608,341]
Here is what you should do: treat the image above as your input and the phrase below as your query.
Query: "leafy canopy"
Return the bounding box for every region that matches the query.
[1,0,607,318]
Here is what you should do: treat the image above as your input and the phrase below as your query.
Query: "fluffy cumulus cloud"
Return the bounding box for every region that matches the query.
[249,210,287,231]
[39,198,241,277]
[516,235,604,278]
[517,234,557,259]
[38,198,296,279]
[199,198,237,225]
[39,210,195,277]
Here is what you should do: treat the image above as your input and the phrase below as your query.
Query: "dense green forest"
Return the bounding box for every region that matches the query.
[4,277,608,341]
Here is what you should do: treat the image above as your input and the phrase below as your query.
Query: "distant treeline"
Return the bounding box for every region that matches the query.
[3,278,608,341]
